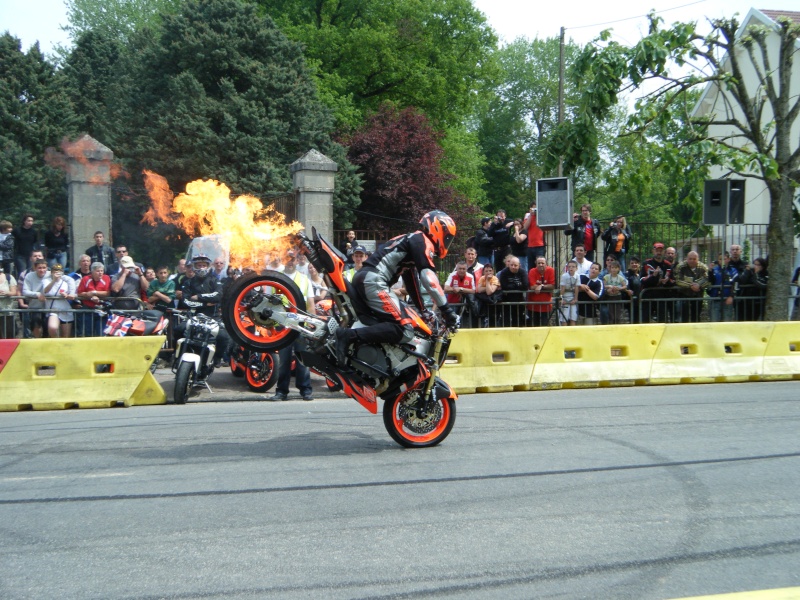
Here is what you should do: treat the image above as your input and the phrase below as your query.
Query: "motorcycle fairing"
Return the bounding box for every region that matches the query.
[431,376,458,401]
[330,371,379,414]
[313,233,348,293]
[404,305,432,336]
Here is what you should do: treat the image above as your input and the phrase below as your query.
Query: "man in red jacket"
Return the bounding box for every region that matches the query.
[527,256,555,327]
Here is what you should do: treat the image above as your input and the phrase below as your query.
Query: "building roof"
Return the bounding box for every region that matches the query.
[758,10,800,22]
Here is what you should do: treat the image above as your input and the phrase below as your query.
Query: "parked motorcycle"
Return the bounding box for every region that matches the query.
[229,345,279,393]
[223,228,459,448]
[172,303,221,404]
[97,300,169,373]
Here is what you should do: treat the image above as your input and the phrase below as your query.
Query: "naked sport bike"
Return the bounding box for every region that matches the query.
[222,229,459,448]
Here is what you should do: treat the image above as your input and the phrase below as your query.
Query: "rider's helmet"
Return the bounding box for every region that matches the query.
[191,253,211,277]
[419,210,456,259]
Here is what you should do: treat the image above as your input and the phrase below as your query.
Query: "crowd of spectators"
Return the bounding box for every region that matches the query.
[0,216,247,340]
[440,203,783,328]
[0,211,794,339]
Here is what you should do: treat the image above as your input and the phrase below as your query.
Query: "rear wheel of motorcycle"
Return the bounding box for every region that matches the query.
[230,356,245,378]
[174,362,195,405]
[382,385,456,448]
[223,272,305,352]
[245,351,278,393]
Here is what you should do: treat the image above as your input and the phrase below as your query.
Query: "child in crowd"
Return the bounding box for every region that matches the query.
[578,262,604,325]
[559,260,579,326]
[602,259,627,324]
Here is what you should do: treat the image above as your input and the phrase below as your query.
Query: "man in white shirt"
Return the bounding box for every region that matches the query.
[569,244,592,277]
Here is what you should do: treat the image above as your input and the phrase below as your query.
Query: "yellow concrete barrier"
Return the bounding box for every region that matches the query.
[648,322,773,385]
[0,338,166,411]
[443,328,549,394]
[531,324,665,389]
[761,321,800,381]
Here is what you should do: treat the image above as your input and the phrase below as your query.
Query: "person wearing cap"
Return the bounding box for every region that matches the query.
[110,255,149,309]
[43,263,77,338]
[344,245,368,281]
[641,242,675,323]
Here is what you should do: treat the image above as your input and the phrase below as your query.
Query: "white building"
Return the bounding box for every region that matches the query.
[691,8,800,264]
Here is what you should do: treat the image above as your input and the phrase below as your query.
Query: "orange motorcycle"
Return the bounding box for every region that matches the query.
[222,229,459,448]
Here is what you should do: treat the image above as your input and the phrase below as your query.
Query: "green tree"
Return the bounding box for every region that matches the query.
[63,0,182,44]
[476,36,581,216]
[439,124,488,208]
[61,30,126,146]
[550,14,799,320]
[253,0,497,129]
[344,104,480,232]
[0,34,79,222]
[115,0,360,222]
[598,93,710,225]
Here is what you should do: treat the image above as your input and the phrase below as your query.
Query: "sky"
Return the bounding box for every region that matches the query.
[1,0,799,57]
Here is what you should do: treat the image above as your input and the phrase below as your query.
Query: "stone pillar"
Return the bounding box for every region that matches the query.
[67,135,114,269]
[290,149,337,241]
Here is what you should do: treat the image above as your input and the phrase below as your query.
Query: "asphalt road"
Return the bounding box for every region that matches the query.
[1,382,798,599]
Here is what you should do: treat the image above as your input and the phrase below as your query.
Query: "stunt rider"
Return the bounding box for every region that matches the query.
[177,253,231,362]
[335,210,459,364]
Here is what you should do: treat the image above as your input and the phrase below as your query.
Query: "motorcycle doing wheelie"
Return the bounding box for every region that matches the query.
[172,302,222,404]
[222,229,460,448]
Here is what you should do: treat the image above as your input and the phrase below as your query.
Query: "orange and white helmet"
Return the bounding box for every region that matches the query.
[419,210,456,259]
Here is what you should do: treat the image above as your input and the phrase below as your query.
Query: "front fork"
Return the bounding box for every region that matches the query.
[420,336,444,404]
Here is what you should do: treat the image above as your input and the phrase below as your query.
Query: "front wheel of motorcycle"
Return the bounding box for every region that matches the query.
[223,271,305,352]
[245,351,278,393]
[382,384,456,448]
[174,361,195,405]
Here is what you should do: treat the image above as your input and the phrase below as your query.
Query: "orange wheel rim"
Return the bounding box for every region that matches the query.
[233,280,297,346]
[246,353,273,385]
[392,395,450,444]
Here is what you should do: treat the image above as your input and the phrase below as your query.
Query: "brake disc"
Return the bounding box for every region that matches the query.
[397,391,443,434]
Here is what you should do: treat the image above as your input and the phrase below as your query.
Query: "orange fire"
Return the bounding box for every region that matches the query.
[141,170,302,269]
[45,135,126,183]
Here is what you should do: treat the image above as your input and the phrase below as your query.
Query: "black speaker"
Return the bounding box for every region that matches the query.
[728,179,745,224]
[536,177,572,229]
[703,180,729,225]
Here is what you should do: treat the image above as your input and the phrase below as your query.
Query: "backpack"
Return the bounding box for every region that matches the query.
[465,235,476,249]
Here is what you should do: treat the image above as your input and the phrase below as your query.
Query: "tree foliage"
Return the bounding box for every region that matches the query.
[112,0,361,219]
[0,34,79,222]
[62,30,125,146]
[476,36,581,216]
[550,13,800,319]
[252,0,497,129]
[63,0,182,45]
[344,104,479,233]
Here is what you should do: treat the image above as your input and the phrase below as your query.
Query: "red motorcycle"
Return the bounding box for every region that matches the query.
[223,228,459,448]
[229,345,279,393]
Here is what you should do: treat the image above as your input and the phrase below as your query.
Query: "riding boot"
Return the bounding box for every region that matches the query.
[335,328,357,365]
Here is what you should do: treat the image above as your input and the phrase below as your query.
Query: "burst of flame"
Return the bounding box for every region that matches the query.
[45,136,126,183]
[141,170,302,270]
